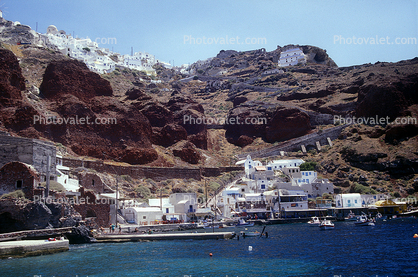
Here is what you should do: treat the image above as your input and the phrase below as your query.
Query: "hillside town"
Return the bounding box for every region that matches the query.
[41,25,171,75]
[0,131,410,233]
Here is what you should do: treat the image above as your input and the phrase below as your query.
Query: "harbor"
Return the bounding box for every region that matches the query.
[2,219,417,276]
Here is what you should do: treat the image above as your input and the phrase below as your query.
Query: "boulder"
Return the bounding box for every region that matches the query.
[40,60,113,101]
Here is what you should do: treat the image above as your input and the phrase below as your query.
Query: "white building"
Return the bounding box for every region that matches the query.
[360,194,388,206]
[149,197,174,214]
[267,159,305,170]
[121,206,163,225]
[41,25,169,75]
[264,189,309,216]
[335,193,362,208]
[55,155,79,192]
[278,48,306,67]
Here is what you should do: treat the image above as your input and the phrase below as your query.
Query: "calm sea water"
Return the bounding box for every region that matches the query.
[1,218,418,277]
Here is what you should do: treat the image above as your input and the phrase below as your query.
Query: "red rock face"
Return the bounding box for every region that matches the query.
[355,73,418,120]
[172,141,201,164]
[0,49,25,106]
[266,106,312,142]
[167,95,208,149]
[225,102,311,145]
[21,58,157,165]
[40,60,113,101]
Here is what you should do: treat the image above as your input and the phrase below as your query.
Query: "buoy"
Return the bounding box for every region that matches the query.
[209,253,213,257]
[248,246,253,251]
[413,234,418,238]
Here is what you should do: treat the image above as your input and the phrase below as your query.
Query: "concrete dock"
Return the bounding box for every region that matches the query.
[95,232,236,242]
[0,239,69,259]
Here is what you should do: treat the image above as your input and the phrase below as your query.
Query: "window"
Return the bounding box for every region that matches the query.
[92,180,95,186]
[143,216,147,219]
[261,185,265,190]
[166,208,169,213]
[309,172,312,175]
[16,180,22,189]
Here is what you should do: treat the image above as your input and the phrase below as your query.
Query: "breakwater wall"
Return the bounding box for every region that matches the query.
[0,227,73,242]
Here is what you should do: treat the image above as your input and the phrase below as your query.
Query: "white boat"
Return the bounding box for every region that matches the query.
[235,219,255,227]
[239,230,260,237]
[345,211,358,221]
[203,223,219,229]
[354,215,375,226]
[319,219,335,230]
[307,216,321,227]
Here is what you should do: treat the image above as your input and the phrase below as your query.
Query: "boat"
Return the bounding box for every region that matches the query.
[239,230,260,237]
[354,215,375,226]
[307,216,321,226]
[203,223,219,229]
[235,219,255,227]
[319,219,335,230]
[345,211,358,221]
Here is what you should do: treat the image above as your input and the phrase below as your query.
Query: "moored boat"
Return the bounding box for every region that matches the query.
[235,219,255,227]
[319,219,335,230]
[239,230,260,237]
[345,211,358,221]
[354,215,375,226]
[307,216,321,227]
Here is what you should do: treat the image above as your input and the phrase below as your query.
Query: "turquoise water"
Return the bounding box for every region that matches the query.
[1,218,418,277]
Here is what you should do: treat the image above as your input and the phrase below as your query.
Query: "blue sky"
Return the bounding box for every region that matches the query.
[1,0,417,67]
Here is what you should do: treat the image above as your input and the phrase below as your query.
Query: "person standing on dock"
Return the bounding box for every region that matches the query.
[119,225,122,234]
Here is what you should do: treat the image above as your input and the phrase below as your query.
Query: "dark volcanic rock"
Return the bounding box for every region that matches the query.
[385,123,418,144]
[265,106,311,142]
[225,102,311,145]
[233,96,248,107]
[167,95,208,149]
[40,60,113,101]
[0,48,25,106]
[125,87,150,100]
[172,141,201,164]
[152,124,188,147]
[355,72,418,120]
[236,135,254,147]
[66,225,96,244]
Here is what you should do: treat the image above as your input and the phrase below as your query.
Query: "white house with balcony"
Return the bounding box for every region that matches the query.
[267,159,305,170]
[278,48,306,67]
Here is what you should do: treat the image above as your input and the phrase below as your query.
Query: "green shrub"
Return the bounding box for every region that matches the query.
[209,181,220,191]
[352,182,377,194]
[300,161,317,171]
[41,181,66,192]
[121,175,133,182]
[135,185,151,199]
[1,190,26,199]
